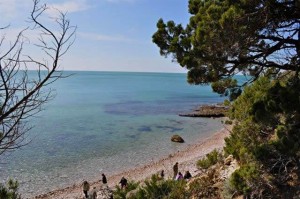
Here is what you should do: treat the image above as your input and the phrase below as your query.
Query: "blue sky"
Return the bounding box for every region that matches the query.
[0,0,190,73]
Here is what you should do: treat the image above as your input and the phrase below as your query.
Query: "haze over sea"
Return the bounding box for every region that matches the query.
[0,71,225,196]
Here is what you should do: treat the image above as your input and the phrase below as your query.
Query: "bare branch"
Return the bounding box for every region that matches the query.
[0,0,75,155]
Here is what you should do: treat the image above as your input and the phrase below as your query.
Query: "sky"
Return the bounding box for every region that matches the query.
[0,0,190,73]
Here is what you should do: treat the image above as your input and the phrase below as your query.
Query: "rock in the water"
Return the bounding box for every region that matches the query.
[171,135,184,143]
[179,104,228,118]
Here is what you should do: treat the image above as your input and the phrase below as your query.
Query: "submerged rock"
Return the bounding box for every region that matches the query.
[171,135,184,143]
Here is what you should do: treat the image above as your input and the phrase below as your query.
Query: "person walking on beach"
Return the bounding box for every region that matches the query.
[82,180,90,198]
[119,177,128,189]
[173,162,178,179]
[102,173,107,185]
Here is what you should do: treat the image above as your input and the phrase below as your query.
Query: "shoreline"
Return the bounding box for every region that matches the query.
[34,125,230,199]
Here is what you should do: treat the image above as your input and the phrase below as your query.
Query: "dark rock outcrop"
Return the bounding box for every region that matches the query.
[179,104,228,118]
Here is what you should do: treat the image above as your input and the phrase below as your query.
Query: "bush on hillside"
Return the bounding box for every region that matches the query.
[197,149,222,169]
[229,164,259,194]
[0,179,21,199]
[224,75,300,197]
[127,174,188,199]
[188,168,221,199]
[113,181,139,199]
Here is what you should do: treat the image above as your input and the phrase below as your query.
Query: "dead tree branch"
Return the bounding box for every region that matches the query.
[0,0,76,155]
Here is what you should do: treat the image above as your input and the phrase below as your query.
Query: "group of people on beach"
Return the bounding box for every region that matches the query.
[82,173,108,199]
[171,162,192,181]
[82,162,191,198]
[82,173,129,199]
[159,162,191,181]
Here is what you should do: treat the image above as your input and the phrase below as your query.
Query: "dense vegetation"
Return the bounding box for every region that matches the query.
[225,75,300,198]
[197,149,222,169]
[152,0,300,198]
[113,174,221,199]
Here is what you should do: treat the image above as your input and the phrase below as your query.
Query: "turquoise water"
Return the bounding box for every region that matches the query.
[0,71,225,196]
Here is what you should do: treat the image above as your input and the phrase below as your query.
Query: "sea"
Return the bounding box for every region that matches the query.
[0,71,225,197]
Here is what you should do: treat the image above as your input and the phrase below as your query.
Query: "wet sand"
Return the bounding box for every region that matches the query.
[33,125,230,199]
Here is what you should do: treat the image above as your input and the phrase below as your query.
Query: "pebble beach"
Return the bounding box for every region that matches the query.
[34,125,230,199]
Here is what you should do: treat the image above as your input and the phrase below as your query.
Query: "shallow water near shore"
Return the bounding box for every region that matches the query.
[0,71,224,197]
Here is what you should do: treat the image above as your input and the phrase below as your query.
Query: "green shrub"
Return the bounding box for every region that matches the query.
[188,169,220,199]
[197,149,222,169]
[127,174,188,199]
[113,181,139,199]
[167,180,189,199]
[224,120,232,125]
[224,119,261,163]
[223,99,231,106]
[229,164,259,195]
[222,178,237,199]
[0,179,21,199]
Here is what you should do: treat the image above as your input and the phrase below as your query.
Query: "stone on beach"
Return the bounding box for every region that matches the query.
[97,186,113,199]
[171,135,184,143]
[224,154,233,165]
